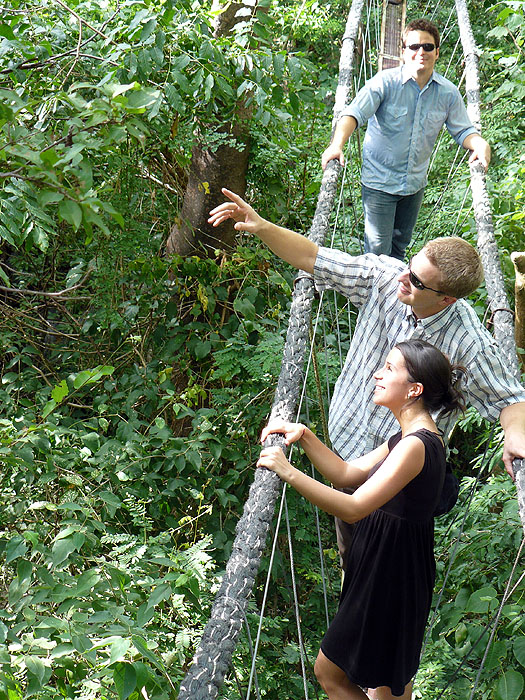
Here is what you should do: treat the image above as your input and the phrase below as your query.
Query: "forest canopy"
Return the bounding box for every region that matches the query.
[0,0,524,699]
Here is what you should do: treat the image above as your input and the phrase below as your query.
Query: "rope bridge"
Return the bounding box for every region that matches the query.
[179,1,525,696]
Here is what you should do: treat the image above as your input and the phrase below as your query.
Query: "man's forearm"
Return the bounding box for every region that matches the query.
[500,402,525,434]
[254,219,318,274]
[331,115,358,150]
[500,402,525,476]
[462,132,491,168]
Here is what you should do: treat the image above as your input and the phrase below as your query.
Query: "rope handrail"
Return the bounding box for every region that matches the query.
[179,1,525,695]
[177,0,367,690]
[454,0,525,534]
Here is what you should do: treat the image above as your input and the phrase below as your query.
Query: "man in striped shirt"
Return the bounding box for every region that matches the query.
[209,189,525,556]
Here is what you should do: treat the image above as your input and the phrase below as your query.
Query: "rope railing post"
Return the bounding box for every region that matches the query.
[178,1,366,694]
[454,0,525,535]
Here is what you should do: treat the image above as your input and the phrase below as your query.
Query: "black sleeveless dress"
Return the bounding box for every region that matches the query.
[321,429,446,696]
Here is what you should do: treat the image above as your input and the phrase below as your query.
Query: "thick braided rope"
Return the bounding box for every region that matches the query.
[178,166,340,699]
[454,0,525,535]
[178,5,368,694]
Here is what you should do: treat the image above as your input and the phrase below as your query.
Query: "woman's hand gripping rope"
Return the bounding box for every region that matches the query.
[257,420,306,480]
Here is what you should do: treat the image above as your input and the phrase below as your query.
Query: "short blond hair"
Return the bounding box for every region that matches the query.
[423,237,484,298]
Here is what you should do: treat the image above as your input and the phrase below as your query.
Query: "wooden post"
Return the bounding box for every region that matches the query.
[511,251,525,374]
[379,0,405,71]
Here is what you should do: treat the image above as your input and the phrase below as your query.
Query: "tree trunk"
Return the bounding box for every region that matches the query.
[165,0,258,257]
[165,128,250,257]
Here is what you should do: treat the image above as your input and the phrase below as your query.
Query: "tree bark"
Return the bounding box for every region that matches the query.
[165,0,258,257]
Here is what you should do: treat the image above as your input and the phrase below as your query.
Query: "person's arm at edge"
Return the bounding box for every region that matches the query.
[299,426,389,488]
[462,132,491,171]
[260,421,390,489]
[257,436,424,523]
[500,402,525,478]
[321,116,358,170]
[208,188,318,273]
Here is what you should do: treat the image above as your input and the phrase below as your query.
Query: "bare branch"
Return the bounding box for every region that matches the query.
[50,0,111,41]
[0,267,92,297]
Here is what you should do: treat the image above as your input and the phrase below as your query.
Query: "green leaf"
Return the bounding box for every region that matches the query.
[289,91,300,114]
[39,148,59,166]
[273,53,285,79]
[113,662,137,700]
[0,24,16,40]
[172,54,190,72]
[25,656,46,684]
[172,68,190,94]
[109,638,131,665]
[41,399,58,419]
[194,340,211,360]
[38,190,64,207]
[72,370,94,389]
[287,56,302,81]
[131,635,165,672]
[466,586,498,613]
[112,82,139,98]
[81,431,100,451]
[51,537,77,567]
[165,84,184,111]
[233,296,256,320]
[51,379,69,403]
[495,670,524,700]
[99,491,122,508]
[6,535,27,564]
[17,558,32,586]
[72,635,93,653]
[514,637,525,668]
[0,264,10,285]
[58,200,82,231]
[126,88,161,111]
[140,18,157,42]
[204,73,214,101]
[147,582,172,609]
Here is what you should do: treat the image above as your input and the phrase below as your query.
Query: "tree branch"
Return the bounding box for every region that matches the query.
[0,267,92,297]
[50,0,111,41]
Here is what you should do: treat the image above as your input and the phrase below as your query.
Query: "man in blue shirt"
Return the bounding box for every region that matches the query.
[322,18,491,260]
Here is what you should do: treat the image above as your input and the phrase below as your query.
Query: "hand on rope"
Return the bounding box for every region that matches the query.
[464,133,491,171]
[208,188,263,234]
[258,421,306,481]
[321,143,344,170]
[257,446,295,481]
[260,420,306,446]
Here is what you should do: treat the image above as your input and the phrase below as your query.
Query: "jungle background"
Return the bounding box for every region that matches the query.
[0,0,524,698]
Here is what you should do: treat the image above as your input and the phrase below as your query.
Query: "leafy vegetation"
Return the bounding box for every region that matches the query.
[0,1,524,699]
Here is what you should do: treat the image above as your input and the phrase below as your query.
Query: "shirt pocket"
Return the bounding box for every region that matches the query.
[425,109,447,131]
[383,103,409,125]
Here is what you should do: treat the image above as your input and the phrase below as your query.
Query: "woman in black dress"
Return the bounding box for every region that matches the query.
[258,339,465,700]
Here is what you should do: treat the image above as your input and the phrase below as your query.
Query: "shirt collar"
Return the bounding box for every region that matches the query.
[401,65,441,87]
[404,301,456,329]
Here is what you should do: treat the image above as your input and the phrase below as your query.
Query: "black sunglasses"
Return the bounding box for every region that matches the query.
[404,43,436,52]
[408,259,444,295]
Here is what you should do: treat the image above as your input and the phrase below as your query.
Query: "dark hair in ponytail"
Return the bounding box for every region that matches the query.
[395,339,466,419]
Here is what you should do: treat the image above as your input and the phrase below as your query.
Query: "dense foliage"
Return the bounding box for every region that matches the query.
[0,1,524,699]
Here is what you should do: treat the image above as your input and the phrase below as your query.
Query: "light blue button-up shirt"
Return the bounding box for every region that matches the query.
[341,65,478,196]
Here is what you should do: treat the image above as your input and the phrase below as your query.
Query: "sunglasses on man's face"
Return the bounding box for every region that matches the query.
[408,260,444,295]
[404,43,436,52]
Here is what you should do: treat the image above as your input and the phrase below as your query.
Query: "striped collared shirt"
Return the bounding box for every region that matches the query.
[313,247,525,460]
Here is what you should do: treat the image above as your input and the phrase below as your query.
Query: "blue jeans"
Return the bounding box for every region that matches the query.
[361,184,425,260]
